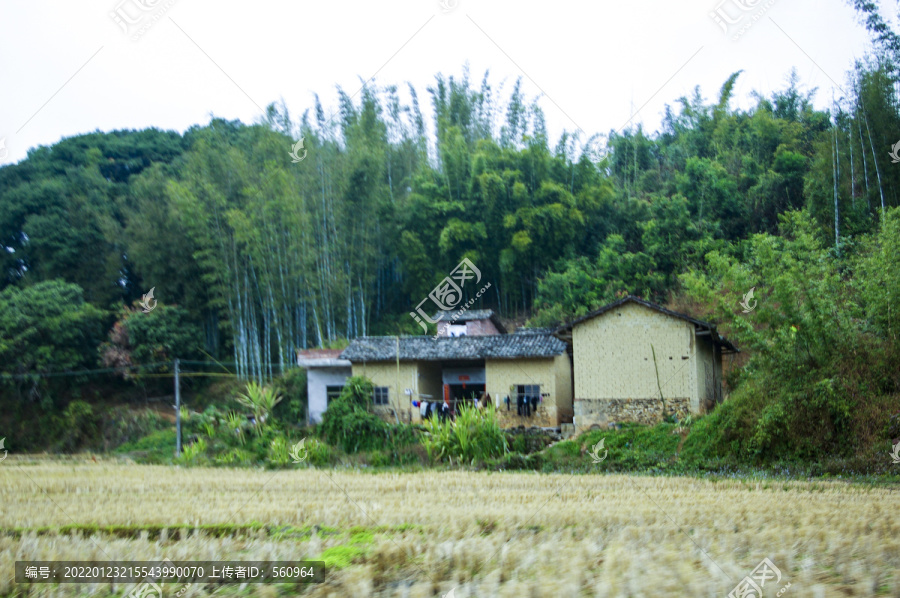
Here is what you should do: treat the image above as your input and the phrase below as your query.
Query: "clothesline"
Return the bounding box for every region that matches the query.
[414,393,550,403]
[415,397,485,404]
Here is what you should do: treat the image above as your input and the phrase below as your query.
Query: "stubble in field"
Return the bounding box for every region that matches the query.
[1,459,897,597]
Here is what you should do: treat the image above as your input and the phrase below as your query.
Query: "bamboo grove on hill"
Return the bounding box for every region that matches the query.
[3,54,900,382]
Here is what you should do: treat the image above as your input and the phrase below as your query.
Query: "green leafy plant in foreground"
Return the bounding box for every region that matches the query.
[267,436,291,466]
[178,437,207,465]
[422,404,508,464]
[236,382,283,435]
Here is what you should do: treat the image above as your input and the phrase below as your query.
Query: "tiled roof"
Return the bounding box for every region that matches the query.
[433,309,496,322]
[340,333,566,362]
[297,348,352,368]
[298,349,345,359]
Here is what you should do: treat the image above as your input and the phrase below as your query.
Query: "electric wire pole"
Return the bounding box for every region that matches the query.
[175,358,182,457]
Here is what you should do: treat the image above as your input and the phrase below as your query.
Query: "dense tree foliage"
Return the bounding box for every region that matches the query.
[0,280,106,384]
[1,10,899,395]
[1,2,899,465]
[99,305,204,372]
[681,210,900,461]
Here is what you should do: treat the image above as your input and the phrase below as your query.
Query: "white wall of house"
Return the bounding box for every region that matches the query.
[307,367,351,424]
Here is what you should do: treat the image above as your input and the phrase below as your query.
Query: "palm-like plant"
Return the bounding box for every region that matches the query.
[236,382,283,434]
[224,410,246,445]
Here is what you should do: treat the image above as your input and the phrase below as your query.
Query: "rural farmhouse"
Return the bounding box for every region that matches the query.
[297,298,736,431]
[556,296,738,429]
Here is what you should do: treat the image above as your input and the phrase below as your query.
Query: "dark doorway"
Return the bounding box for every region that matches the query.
[448,383,485,409]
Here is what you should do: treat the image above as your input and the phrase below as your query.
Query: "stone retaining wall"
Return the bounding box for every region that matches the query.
[496,404,556,428]
[573,397,692,430]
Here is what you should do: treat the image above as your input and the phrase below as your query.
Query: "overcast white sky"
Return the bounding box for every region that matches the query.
[0,0,889,164]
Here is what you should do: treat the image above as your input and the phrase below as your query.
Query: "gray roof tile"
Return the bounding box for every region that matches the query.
[432,309,495,322]
[340,334,566,362]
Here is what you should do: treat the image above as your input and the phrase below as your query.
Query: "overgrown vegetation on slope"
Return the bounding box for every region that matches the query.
[3,3,900,466]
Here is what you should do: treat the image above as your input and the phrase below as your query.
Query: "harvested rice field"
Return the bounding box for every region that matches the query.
[1,458,898,597]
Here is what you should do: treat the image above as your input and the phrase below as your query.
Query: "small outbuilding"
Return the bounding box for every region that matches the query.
[296,349,352,425]
[554,296,738,430]
[433,309,507,337]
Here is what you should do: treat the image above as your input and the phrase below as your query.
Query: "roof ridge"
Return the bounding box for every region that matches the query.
[554,295,737,352]
[340,332,566,362]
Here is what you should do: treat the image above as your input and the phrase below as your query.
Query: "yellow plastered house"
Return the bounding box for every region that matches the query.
[555,296,738,430]
[339,332,573,428]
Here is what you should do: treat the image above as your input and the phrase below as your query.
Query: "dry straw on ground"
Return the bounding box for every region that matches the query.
[1,457,897,597]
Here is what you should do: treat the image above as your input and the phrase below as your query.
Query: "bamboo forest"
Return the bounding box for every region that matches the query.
[2,0,900,462]
[5,4,900,596]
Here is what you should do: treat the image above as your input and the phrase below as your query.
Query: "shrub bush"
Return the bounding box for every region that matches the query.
[215,447,255,466]
[58,400,101,452]
[306,439,334,466]
[272,367,308,425]
[267,436,291,467]
[177,437,207,465]
[115,428,177,463]
[317,376,420,457]
[102,408,169,451]
[422,404,508,464]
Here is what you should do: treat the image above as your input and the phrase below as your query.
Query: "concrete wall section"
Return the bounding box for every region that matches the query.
[436,318,501,336]
[417,361,444,419]
[554,353,574,425]
[572,301,700,429]
[694,336,723,413]
[573,301,694,401]
[307,367,351,424]
[351,362,421,423]
[486,356,570,428]
[467,319,501,335]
